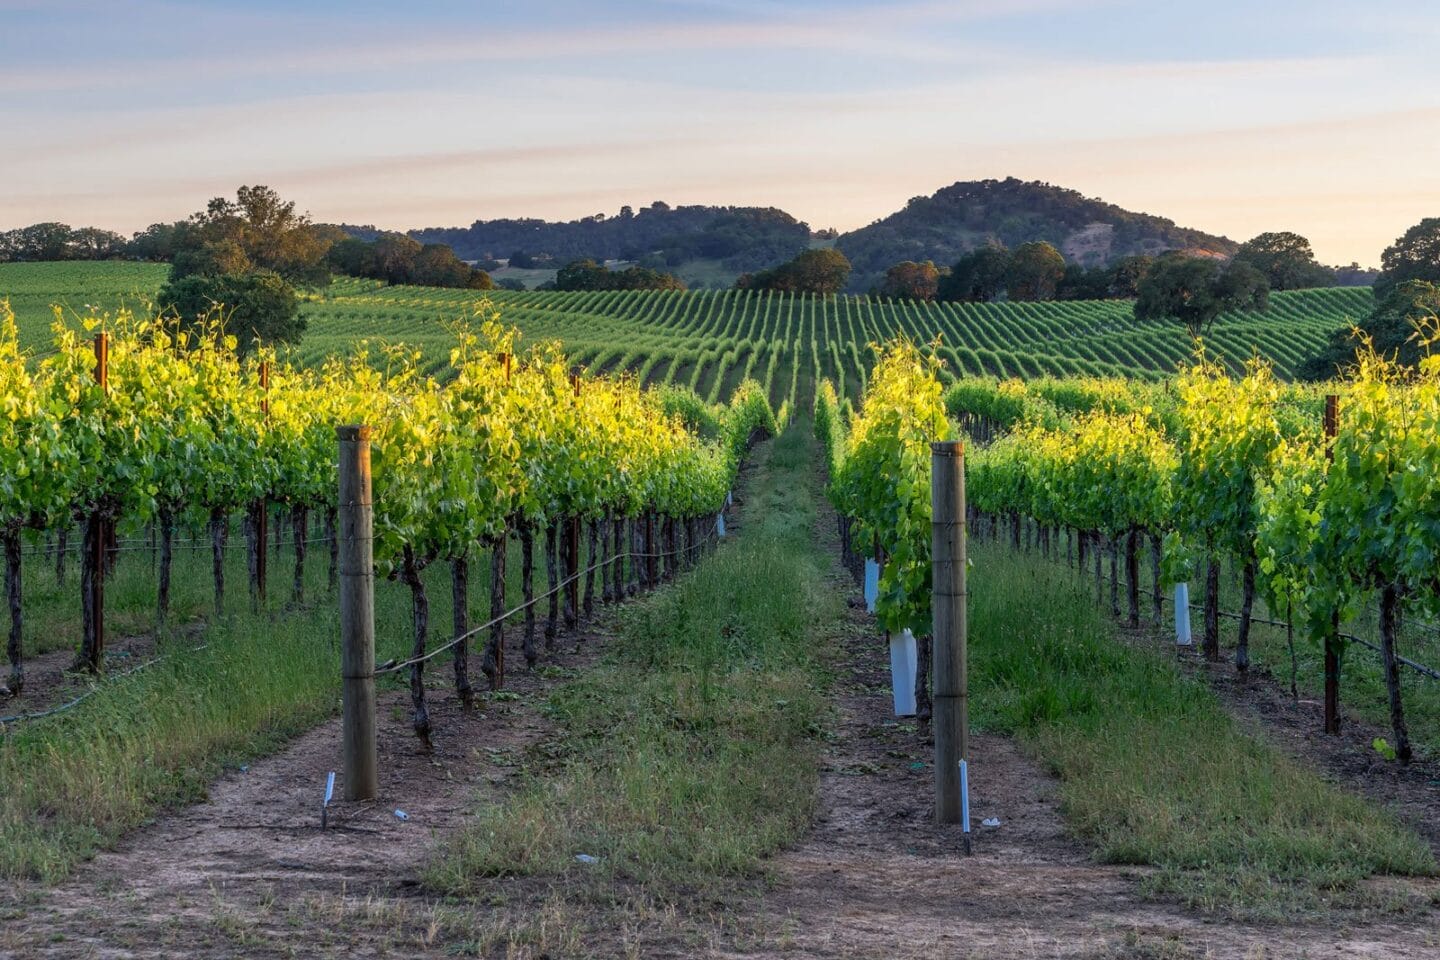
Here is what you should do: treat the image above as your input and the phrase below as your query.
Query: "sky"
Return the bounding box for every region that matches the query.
[4,0,1440,266]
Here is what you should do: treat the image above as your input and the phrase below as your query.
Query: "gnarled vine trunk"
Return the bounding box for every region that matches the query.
[451,556,474,709]
[291,505,308,605]
[325,506,338,594]
[1235,557,1256,673]
[1150,534,1163,627]
[521,524,538,667]
[157,507,175,630]
[400,547,432,749]
[1379,583,1413,763]
[544,522,559,649]
[209,510,227,619]
[583,519,598,616]
[482,531,507,686]
[1125,530,1140,627]
[1203,556,1220,662]
[54,526,67,586]
[5,528,22,696]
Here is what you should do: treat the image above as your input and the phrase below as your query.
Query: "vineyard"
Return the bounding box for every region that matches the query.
[0,295,784,879]
[0,263,1373,410]
[5,261,1440,953]
[818,342,1440,765]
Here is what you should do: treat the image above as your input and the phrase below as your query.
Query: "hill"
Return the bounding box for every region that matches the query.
[407,203,812,277]
[836,178,1240,286]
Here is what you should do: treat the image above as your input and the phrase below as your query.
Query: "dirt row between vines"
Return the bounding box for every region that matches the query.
[0,626,608,958]
[707,509,1440,960]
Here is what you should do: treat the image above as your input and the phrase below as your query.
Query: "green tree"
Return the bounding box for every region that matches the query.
[127,222,184,262]
[0,223,73,261]
[1377,218,1440,296]
[1056,264,1111,300]
[1005,241,1066,301]
[556,259,683,292]
[1234,232,1335,290]
[326,237,378,277]
[171,238,251,279]
[556,259,608,291]
[1107,255,1155,298]
[937,245,1010,302]
[610,266,685,291]
[176,185,332,285]
[370,234,423,285]
[412,244,477,288]
[880,260,940,301]
[1135,255,1269,338]
[158,271,304,355]
[740,249,851,295]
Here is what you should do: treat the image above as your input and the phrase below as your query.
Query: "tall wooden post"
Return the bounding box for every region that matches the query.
[1323,394,1341,735]
[256,360,270,605]
[85,333,109,673]
[931,441,967,825]
[337,425,378,801]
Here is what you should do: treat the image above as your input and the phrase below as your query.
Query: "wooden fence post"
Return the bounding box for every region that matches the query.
[931,440,967,827]
[1323,394,1341,735]
[81,332,109,674]
[338,425,378,801]
[256,360,269,606]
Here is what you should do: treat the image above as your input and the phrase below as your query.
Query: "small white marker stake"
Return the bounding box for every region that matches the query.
[716,514,726,539]
[863,558,879,613]
[321,770,336,830]
[960,759,972,856]
[1175,583,1193,646]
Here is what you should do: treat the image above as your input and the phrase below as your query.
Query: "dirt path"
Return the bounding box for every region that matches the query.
[0,626,605,959]
[710,508,1440,959]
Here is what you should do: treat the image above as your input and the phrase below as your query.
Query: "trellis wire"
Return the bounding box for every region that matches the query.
[1,516,723,726]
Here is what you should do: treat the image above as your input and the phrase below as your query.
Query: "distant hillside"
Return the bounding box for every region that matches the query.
[407,203,811,276]
[836,178,1239,284]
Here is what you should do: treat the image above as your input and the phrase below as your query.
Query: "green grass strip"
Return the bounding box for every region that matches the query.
[968,544,1436,919]
[428,424,836,896]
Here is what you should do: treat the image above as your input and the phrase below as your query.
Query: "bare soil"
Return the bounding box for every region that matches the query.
[719,572,1440,959]
[0,627,181,720]
[0,626,606,959]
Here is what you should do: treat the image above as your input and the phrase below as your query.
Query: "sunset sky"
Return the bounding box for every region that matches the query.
[5,0,1439,266]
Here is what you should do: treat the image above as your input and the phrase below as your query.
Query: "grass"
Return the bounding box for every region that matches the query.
[427,421,837,896]
[0,513,620,882]
[1045,526,1440,760]
[0,604,338,881]
[967,539,1437,918]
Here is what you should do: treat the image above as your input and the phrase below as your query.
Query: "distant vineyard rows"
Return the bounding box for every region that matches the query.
[0,263,1372,408]
[304,280,1370,405]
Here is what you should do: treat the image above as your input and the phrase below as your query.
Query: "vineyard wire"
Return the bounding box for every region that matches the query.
[0,517,725,727]
[1015,530,1440,684]
[370,520,723,677]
